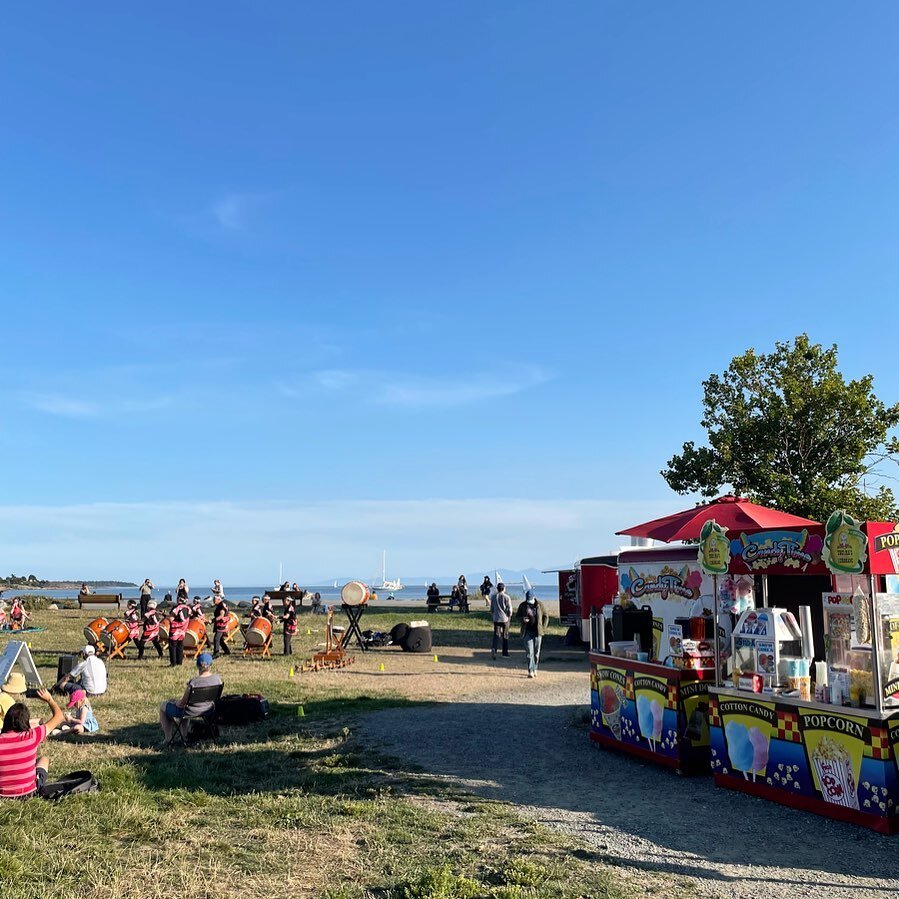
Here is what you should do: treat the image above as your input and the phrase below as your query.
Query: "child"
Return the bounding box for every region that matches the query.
[52,689,99,736]
[280,600,297,656]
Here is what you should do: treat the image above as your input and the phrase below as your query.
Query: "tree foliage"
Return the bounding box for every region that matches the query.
[663,335,899,522]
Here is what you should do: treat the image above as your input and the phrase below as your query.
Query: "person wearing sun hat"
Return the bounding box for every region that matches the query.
[158,652,222,743]
[0,672,27,721]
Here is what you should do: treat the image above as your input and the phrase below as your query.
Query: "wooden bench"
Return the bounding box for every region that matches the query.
[267,590,307,609]
[425,594,470,612]
[77,593,123,610]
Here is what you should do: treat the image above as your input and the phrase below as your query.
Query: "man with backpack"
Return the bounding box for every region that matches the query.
[490,582,512,660]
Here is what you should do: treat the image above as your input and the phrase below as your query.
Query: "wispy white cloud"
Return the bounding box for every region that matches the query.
[23,392,173,419]
[296,366,552,408]
[27,395,99,417]
[211,193,248,231]
[0,497,686,583]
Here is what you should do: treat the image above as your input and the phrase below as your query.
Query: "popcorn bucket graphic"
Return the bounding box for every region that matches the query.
[889,547,899,573]
[813,754,859,810]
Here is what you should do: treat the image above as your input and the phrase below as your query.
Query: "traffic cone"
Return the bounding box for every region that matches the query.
[433,654,439,662]
[297,705,305,717]
[289,666,295,678]
[306,628,311,635]
[379,663,385,672]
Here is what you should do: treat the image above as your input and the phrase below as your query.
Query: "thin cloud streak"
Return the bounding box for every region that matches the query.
[23,392,174,419]
[0,497,685,583]
[299,366,552,408]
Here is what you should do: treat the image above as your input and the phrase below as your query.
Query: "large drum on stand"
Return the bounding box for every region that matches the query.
[224,611,240,640]
[100,620,130,654]
[184,618,207,649]
[158,617,171,646]
[84,618,109,647]
[246,616,272,647]
[341,581,370,606]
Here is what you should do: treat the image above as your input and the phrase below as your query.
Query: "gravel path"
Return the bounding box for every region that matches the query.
[361,675,899,899]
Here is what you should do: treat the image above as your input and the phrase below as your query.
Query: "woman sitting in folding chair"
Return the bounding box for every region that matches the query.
[159,653,223,746]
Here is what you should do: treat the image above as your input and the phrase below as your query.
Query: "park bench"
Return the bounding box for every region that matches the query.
[425,594,470,613]
[267,590,307,609]
[77,593,123,610]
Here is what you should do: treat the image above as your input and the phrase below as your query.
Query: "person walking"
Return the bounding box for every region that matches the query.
[480,576,492,608]
[139,578,155,616]
[490,582,512,660]
[517,591,550,678]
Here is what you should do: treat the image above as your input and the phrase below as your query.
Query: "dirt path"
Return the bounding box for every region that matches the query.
[361,675,899,899]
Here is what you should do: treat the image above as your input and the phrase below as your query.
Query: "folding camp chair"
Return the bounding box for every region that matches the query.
[167,682,224,748]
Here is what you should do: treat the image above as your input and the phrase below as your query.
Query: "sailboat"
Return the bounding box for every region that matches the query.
[375,551,404,593]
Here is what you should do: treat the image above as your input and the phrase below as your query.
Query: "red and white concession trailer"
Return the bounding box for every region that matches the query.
[550,555,620,643]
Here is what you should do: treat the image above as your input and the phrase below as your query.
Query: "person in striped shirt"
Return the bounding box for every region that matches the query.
[0,689,64,799]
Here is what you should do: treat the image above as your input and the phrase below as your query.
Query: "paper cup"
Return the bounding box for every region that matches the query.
[601,705,622,740]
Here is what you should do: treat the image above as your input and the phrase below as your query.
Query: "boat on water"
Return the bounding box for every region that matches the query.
[374,551,404,593]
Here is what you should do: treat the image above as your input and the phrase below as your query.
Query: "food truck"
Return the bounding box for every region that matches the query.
[552,555,619,644]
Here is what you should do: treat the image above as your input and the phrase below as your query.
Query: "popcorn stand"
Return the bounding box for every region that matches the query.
[706,514,899,833]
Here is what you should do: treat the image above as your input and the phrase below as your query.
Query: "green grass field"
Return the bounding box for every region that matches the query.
[0,607,630,899]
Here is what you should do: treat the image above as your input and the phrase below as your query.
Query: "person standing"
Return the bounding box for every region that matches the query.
[168,594,190,667]
[480,576,493,608]
[211,579,224,603]
[176,579,189,603]
[212,596,231,657]
[124,601,142,651]
[490,582,512,660]
[260,594,275,622]
[517,592,550,679]
[139,578,155,616]
[280,599,297,656]
[138,602,164,660]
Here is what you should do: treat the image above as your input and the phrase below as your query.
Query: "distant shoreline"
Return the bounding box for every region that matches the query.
[0,580,137,590]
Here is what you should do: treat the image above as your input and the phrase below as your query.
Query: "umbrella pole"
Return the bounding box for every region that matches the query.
[713,574,720,687]
[761,575,769,607]
[870,574,883,716]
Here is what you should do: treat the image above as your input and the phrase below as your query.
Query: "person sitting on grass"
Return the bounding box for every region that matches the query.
[50,689,99,736]
[0,671,28,721]
[0,689,64,799]
[9,598,30,630]
[57,645,108,697]
[158,653,222,744]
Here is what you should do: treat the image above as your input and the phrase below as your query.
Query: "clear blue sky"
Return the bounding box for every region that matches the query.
[2,3,899,582]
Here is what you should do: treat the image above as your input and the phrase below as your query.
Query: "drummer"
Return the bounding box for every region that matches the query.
[138,601,164,660]
[168,594,190,667]
[124,601,142,650]
[245,596,261,620]
[280,598,297,656]
[189,598,206,622]
[260,594,275,622]
[212,596,231,658]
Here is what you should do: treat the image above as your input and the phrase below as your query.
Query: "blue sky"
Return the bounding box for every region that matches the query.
[2,3,899,582]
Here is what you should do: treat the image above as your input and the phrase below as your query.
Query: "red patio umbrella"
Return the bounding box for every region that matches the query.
[616,494,820,543]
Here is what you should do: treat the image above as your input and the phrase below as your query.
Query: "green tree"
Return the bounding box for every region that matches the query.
[663,335,899,522]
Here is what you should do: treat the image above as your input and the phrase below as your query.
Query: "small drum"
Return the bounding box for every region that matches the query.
[225,611,240,638]
[84,617,109,646]
[158,617,171,645]
[246,615,273,646]
[184,618,207,649]
[100,620,130,652]
[341,581,370,606]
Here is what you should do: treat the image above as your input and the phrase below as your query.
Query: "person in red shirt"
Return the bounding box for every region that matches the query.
[0,689,64,799]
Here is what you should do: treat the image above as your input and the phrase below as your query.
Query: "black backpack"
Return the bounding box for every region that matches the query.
[215,693,270,726]
[40,770,100,801]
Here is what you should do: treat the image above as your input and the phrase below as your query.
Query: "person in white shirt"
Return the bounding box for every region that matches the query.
[56,645,108,697]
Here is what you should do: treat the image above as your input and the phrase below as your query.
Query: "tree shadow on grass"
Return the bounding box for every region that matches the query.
[105,697,429,799]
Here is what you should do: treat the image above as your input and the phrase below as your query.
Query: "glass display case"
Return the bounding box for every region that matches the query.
[731,607,807,695]
[876,593,899,709]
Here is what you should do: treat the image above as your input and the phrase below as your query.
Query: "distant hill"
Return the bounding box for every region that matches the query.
[0,576,137,590]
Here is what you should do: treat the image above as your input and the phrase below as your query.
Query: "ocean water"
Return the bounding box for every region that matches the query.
[1,582,555,604]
